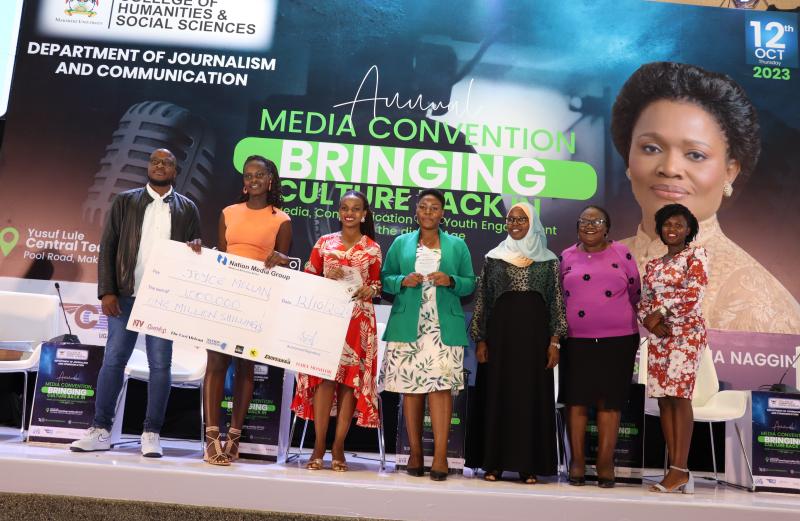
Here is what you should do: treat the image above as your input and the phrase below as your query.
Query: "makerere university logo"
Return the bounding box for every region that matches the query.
[64,0,100,17]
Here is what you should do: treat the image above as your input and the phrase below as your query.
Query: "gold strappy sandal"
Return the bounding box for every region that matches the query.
[331,459,349,472]
[223,427,242,462]
[306,458,324,470]
[203,427,231,466]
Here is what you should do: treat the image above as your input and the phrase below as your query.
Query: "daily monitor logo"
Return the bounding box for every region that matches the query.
[64,0,100,17]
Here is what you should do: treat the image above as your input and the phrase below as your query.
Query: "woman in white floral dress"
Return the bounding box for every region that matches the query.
[380,189,476,481]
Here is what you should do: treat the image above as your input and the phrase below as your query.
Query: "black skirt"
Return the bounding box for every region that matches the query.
[465,291,557,476]
[557,334,639,410]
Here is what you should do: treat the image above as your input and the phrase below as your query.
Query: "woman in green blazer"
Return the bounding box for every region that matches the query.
[380,188,476,481]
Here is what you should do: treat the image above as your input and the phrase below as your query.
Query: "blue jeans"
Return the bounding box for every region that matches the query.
[93,296,172,433]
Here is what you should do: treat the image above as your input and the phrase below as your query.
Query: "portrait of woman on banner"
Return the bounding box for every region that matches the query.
[611,61,800,334]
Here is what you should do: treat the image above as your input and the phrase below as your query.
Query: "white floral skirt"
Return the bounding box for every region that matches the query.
[380,281,465,394]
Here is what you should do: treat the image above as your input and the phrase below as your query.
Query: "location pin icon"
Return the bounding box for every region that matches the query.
[0,227,20,256]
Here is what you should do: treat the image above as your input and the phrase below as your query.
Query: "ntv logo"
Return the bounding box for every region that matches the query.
[65,0,100,17]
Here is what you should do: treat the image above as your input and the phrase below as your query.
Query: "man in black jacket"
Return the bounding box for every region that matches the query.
[71,148,201,457]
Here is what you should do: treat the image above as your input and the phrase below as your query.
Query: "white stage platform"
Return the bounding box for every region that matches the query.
[0,428,797,521]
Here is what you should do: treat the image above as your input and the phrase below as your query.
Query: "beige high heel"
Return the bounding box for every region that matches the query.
[203,427,231,466]
[650,465,694,494]
[223,427,242,462]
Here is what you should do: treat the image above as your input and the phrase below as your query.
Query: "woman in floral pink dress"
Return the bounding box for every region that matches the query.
[291,190,382,472]
[639,203,708,494]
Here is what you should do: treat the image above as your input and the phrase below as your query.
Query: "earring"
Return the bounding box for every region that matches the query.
[242,187,248,194]
[625,168,632,180]
[360,217,365,223]
[723,182,734,197]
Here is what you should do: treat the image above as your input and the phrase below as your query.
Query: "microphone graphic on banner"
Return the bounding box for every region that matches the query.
[82,101,216,226]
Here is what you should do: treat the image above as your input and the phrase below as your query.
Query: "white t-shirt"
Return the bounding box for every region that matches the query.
[133,184,173,296]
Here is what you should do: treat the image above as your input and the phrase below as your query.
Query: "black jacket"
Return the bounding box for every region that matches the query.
[97,187,201,299]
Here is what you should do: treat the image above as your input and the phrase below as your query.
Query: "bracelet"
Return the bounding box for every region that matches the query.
[549,342,561,350]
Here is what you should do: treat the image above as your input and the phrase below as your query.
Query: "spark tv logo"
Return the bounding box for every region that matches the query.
[64,0,99,17]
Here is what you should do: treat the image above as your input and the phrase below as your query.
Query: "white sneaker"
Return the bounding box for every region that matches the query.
[69,427,111,452]
[141,431,163,458]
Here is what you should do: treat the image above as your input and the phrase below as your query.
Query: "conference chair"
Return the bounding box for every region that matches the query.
[638,342,748,482]
[0,290,62,437]
[289,322,388,471]
[121,340,207,447]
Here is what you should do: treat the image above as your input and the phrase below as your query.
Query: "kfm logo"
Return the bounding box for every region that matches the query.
[132,319,144,328]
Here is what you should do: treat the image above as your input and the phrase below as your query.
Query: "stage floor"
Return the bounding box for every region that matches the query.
[0,428,797,521]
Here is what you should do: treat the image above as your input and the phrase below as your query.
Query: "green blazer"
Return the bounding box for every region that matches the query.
[381,229,476,346]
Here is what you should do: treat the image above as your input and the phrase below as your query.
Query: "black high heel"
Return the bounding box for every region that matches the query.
[429,469,448,481]
[597,477,616,488]
[406,466,425,477]
[568,474,586,486]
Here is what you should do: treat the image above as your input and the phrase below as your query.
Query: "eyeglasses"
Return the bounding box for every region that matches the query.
[505,217,529,225]
[417,204,442,214]
[578,218,607,227]
[243,172,268,181]
[149,158,176,167]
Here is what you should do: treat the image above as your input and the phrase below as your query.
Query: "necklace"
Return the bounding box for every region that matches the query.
[420,235,439,249]
[580,241,608,259]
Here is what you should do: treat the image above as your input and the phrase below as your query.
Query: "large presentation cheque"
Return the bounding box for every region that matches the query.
[127,240,353,380]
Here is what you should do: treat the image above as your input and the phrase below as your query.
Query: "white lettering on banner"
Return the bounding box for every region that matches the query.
[37,0,277,51]
[728,351,798,368]
[128,240,354,380]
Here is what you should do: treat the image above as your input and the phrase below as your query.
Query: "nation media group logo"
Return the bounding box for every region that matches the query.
[64,0,100,17]
[217,254,228,266]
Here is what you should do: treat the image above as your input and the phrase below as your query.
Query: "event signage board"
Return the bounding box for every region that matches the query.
[218,362,290,461]
[28,342,108,443]
[583,384,645,483]
[751,391,800,493]
[127,239,353,380]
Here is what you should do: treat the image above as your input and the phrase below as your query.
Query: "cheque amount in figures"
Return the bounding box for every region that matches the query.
[282,294,350,318]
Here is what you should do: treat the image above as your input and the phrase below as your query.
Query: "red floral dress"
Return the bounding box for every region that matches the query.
[291,233,382,428]
[638,246,709,399]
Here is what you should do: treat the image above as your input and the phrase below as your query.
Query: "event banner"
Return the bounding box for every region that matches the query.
[583,384,645,484]
[751,391,800,493]
[28,342,110,443]
[395,387,468,472]
[0,0,799,388]
[219,363,291,462]
[127,239,353,380]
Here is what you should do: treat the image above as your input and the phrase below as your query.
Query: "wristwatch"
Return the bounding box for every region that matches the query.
[658,306,668,317]
[549,341,561,350]
[448,276,456,289]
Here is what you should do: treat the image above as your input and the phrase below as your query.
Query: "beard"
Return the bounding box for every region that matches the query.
[147,174,173,187]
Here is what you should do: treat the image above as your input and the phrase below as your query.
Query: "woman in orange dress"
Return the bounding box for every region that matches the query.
[202,155,292,466]
[291,190,382,471]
